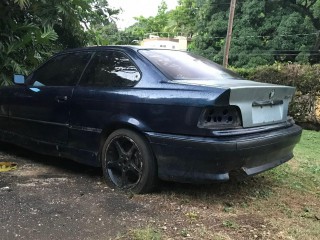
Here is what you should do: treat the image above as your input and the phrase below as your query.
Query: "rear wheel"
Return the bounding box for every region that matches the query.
[101,129,157,193]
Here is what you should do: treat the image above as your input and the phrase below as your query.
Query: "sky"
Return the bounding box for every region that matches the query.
[107,0,179,30]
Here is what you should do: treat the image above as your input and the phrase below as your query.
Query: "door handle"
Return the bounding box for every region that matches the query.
[55,96,68,103]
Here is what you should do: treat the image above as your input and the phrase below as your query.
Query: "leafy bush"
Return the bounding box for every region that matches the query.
[233,63,320,93]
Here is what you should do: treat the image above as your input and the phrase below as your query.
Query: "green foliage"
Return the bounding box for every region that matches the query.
[124,1,171,40]
[222,220,239,229]
[3,0,320,86]
[169,0,197,37]
[0,0,119,85]
[193,0,320,67]
[128,227,162,240]
[233,63,320,94]
[267,130,320,193]
[123,0,199,41]
[122,0,320,67]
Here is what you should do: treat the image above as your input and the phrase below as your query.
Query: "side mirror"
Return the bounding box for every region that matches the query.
[13,74,26,85]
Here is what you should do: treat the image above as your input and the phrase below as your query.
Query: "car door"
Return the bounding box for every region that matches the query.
[68,50,142,152]
[0,87,11,132]
[9,51,93,144]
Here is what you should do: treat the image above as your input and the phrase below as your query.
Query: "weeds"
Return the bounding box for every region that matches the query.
[222,220,239,229]
[124,227,162,240]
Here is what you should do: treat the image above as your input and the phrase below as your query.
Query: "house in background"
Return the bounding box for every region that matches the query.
[141,35,191,51]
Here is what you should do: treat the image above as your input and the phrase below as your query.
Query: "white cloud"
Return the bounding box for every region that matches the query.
[108,0,178,30]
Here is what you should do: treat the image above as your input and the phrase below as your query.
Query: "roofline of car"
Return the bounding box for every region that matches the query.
[59,45,185,54]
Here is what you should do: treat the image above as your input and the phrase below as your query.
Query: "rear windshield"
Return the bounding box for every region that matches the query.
[139,49,243,80]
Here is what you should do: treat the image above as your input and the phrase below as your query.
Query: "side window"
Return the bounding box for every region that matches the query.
[28,52,92,86]
[80,51,141,87]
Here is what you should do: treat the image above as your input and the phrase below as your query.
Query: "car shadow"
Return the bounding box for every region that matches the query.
[0,141,276,199]
[0,141,102,178]
[156,175,276,203]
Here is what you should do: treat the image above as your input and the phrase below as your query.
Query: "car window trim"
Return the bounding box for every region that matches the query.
[78,50,142,88]
[75,51,96,86]
[26,51,95,87]
[137,49,172,82]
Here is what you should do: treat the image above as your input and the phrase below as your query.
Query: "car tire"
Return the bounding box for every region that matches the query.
[101,129,157,194]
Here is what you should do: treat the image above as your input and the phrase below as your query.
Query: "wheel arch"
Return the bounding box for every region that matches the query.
[97,116,154,165]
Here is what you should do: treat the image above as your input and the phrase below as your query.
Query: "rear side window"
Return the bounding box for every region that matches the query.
[80,51,141,87]
[28,52,92,86]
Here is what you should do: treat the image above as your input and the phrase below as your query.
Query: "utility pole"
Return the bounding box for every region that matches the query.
[223,0,237,68]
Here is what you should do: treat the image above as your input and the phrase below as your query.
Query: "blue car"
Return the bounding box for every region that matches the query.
[0,46,302,193]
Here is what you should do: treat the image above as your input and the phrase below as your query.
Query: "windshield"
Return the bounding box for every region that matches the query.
[139,49,243,81]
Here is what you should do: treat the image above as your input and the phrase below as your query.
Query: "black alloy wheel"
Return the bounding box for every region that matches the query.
[102,129,157,193]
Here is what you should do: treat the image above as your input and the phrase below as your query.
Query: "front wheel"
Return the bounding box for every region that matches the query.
[101,129,157,193]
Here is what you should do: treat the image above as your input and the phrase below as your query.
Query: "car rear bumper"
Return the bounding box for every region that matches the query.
[145,124,302,183]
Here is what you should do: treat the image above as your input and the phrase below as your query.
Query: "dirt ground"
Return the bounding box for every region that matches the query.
[1,142,319,240]
[0,143,158,240]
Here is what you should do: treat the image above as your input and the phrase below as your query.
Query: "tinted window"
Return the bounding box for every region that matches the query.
[139,49,243,80]
[80,51,141,87]
[28,52,92,86]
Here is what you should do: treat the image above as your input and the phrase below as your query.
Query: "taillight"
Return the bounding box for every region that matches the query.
[198,106,242,129]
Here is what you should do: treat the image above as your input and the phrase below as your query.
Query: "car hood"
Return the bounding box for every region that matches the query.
[173,79,296,128]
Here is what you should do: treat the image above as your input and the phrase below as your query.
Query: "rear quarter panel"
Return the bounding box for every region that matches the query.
[68,84,230,152]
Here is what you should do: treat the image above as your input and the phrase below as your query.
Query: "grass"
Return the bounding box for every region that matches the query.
[118,226,162,240]
[222,220,239,229]
[267,130,320,194]
[123,130,320,240]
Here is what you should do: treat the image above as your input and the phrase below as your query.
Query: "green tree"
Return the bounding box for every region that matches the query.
[169,0,198,37]
[193,0,320,67]
[0,0,119,85]
[124,1,170,40]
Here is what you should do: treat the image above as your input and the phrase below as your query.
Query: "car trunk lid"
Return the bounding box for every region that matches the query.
[173,79,295,128]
